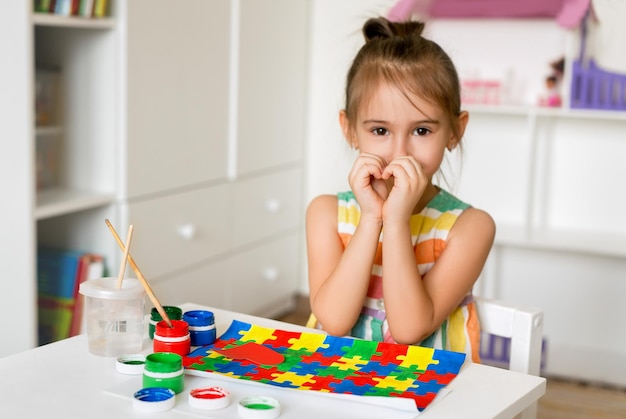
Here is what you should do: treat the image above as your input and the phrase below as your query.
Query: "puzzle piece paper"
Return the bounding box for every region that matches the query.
[183,320,465,412]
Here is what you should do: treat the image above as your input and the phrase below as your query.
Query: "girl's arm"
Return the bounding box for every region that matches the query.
[382,207,495,344]
[306,194,382,336]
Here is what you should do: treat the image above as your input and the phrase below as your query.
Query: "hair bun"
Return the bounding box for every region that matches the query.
[363,17,425,42]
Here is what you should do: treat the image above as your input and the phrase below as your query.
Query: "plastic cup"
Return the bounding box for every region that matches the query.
[79,277,145,356]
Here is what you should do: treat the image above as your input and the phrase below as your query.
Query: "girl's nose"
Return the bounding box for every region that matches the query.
[392,137,409,159]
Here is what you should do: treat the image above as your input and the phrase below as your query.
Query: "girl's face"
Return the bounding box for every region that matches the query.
[342,82,465,182]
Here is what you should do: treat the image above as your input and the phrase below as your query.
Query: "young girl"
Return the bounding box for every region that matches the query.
[306,17,495,362]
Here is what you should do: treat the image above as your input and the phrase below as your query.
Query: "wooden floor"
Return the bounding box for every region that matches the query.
[276,296,626,419]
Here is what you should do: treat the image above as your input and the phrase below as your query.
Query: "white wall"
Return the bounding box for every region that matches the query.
[305,0,396,201]
[300,0,397,293]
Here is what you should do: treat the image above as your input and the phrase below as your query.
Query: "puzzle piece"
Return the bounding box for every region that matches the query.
[287,332,330,352]
[300,374,344,392]
[372,374,419,393]
[239,323,282,345]
[397,345,437,370]
[219,360,261,377]
[298,351,342,367]
[429,348,466,374]
[262,328,299,349]
[388,364,427,381]
[270,371,315,387]
[343,369,384,387]
[417,370,458,385]
[330,355,368,371]
[341,339,383,360]
[370,343,410,366]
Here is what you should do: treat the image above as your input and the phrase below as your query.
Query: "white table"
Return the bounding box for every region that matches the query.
[0,303,545,418]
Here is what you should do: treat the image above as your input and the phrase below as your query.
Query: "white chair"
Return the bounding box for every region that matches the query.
[475,296,544,419]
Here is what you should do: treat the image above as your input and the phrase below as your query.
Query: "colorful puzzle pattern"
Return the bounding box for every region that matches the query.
[183,320,466,411]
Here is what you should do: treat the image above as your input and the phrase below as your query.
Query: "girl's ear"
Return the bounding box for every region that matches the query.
[339,110,358,149]
[447,110,469,151]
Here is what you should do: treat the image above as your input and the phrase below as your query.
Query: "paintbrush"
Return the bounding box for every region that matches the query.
[105,219,173,328]
[116,225,134,290]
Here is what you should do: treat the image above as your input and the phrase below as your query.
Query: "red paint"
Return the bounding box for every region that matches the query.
[213,342,284,365]
[190,387,229,400]
[153,319,190,356]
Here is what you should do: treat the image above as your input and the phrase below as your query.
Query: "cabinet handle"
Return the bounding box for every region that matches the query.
[265,198,281,213]
[261,267,279,282]
[177,224,196,240]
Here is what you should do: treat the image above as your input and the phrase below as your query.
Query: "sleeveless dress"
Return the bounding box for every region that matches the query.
[338,189,481,362]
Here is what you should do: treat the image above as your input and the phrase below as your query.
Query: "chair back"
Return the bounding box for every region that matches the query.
[475,296,544,419]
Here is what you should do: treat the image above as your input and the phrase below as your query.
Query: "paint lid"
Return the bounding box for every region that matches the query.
[133,387,175,412]
[144,352,183,373]
[188,386,230,410]
[79,277,144,300]
[116,354,146,375]
[183,310,215,326]
[237,396,281,419]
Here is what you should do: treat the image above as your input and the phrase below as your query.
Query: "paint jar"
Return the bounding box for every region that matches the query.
[153,319,190,356]
[142,352,184,394]
[149,306,183,340]
[79,277,145,357]
[183,310,216,346]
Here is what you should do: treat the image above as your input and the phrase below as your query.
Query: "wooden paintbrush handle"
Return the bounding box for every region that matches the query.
[105,219,173,327]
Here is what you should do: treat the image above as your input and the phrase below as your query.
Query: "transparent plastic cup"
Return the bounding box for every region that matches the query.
[79,277,145,356]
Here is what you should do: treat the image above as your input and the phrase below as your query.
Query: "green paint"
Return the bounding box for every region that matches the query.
[244,403,275,410]
[121,360,144,365]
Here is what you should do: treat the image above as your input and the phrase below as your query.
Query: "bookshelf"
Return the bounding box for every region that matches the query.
[0,1,119,357]
[2,0,308,358]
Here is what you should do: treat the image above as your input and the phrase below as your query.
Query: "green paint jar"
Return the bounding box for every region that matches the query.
[142,352,184,394]
[149,306,183,339]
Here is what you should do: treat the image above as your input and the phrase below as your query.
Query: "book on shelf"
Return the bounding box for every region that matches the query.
[35,66,61,127]
[34,0,108,18]
[35,66,62,191]
[37,247,106,345]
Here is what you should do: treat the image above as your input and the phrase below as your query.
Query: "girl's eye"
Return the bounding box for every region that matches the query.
[413,127,431,136]
[372,127,388,136]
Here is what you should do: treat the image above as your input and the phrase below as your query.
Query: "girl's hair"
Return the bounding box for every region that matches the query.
[344,17,463,140]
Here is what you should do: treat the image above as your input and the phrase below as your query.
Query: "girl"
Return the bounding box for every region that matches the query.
[306,17,495,362]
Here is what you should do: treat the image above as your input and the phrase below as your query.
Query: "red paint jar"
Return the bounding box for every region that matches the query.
[153,319,190,356]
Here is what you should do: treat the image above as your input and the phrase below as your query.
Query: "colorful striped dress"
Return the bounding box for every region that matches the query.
[338,189,481,362]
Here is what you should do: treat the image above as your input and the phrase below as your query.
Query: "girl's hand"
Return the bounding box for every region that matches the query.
[348,152,388,221]
[381,156,427,222]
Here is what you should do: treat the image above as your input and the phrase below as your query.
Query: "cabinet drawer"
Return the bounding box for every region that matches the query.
[150,259,230,310]
[232,168,302,247]
[227,234,299,317]
[127,184,232,280]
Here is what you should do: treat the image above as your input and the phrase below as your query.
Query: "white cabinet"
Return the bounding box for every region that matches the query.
[1,0,308,358]
[236,0,307,175]
[124,0,230,197]
[119,0,308,318]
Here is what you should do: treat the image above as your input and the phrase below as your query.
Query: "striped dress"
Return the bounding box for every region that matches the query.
[338,189,481,362]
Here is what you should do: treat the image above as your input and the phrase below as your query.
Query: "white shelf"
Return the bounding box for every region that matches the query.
[35,188,115,220]
[495,224,626,259]
[35,126,62,136]
[32,13,114,29]
[466,103,626,121]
